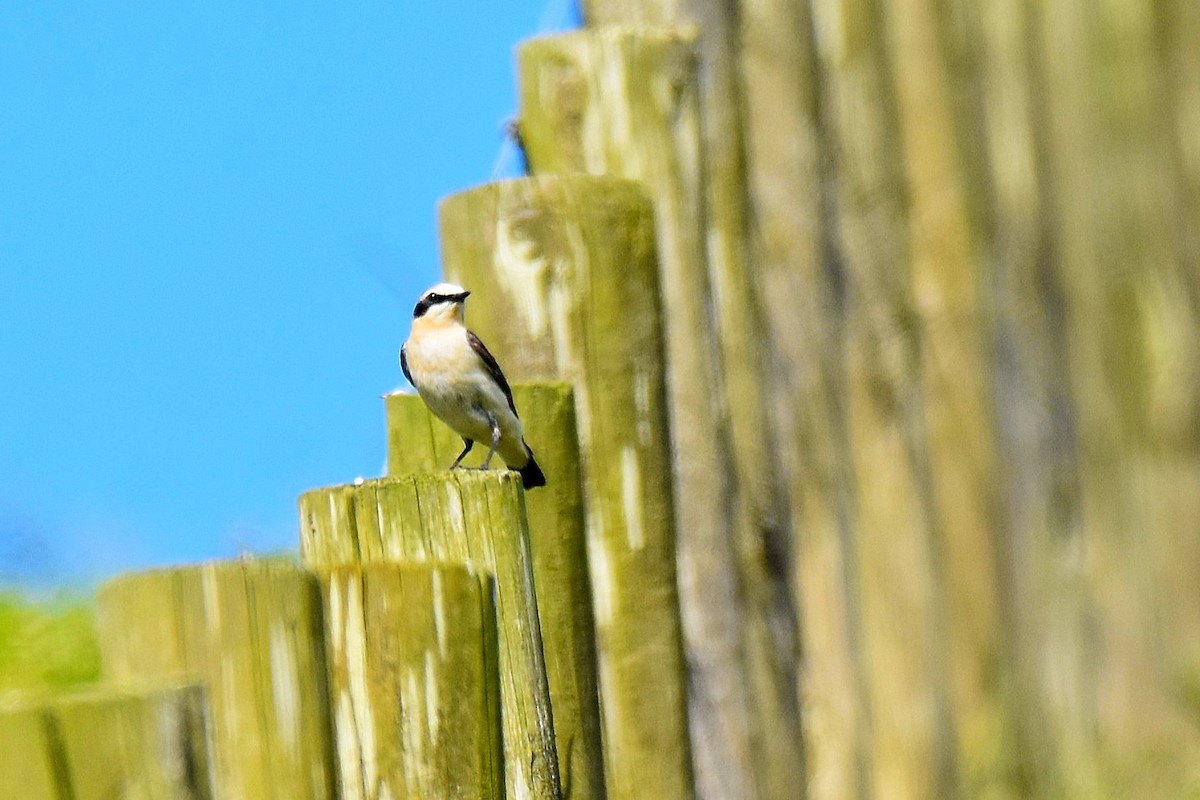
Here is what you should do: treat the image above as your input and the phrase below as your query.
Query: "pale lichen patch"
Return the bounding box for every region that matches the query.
[586,521,615,628]
[443,482,466,549]
[220,655,239,745]
[335,693,364,800]
[343,577,377,790]
[375,500,386,554]
[549,279,576,384]
[269,621,301,759]
[401,667,427,793]
[424,649,440,741]
[620,447,646,551]
[511,757,532,800]
[326,575,344,658]
[495,212,552,338]
[599,39,634,159]
[201,567,221,630]
[553,220,594,456]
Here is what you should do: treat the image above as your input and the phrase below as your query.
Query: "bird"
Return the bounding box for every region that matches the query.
[400,282,546,489]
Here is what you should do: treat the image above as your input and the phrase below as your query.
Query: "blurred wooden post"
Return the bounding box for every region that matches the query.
[806,0,966,795]
[95,561,336,800]
[0,704,60,799]
[0,686,213,800]
[734,1,879,797]
[51,686,213,800]
[1030,0,1200,794]
[875,0,1019,792]
[955,2,1092,792]
[384,383,606,800]
[300,471,562,800]
[319,563,503,800]
[559,7,809,788]
[437,175,694,800]
[516,29,804,798]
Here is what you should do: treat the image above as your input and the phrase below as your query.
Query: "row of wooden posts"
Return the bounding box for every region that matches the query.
[0,381,683,799]
[1,23,724,800]
[8,0,1200,795]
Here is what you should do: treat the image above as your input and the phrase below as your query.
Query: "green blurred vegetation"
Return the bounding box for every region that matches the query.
[0,590,100,694]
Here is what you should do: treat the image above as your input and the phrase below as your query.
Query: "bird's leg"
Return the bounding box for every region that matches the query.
[479,414,502,470]
[449,438,474,470]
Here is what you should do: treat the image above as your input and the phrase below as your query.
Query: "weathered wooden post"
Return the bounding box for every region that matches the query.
[0,703,60,799]
[437,175,694,799]
[515,28,804,798]
[731,1,879,795]
[320,562,502,800]
[0,685,213,800]
[51,686,213,800]
[385,383,606,800]
[1026,1,1200,793]
[300,471,562,800]
[96,560,336,799]
[932,2,1092,792]
[563,35,805,799]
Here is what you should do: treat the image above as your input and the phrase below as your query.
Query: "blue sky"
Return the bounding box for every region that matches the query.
[0,1,576,586]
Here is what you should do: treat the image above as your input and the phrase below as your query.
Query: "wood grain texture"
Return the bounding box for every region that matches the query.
[438,175,693,800]
[0,686,213,800]
[320,562,502,800]
[96,561,336,800]
[386,383,606,800]
[301,470,563,800]
[517,26,804,798]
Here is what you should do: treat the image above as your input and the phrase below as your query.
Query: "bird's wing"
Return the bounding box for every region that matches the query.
[400,344,414,386]
[467,329,518,416]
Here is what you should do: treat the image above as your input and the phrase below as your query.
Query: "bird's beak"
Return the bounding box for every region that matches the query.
[455,290,471,302]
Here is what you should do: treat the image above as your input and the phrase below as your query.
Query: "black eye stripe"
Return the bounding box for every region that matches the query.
[413,291,465,318]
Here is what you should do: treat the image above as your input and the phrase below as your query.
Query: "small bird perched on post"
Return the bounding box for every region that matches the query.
[400,282,546,489]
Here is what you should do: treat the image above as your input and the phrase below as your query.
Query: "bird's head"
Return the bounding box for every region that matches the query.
[412,282,470,326]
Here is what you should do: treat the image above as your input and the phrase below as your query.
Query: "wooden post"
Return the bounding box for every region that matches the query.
[795,1,968,796]
[871,0,1018,793]
[0,703,60,799]
[952,2,1092,793]
[300,471,562,800]
[565,11,806,789]
[51,685,213,800]
[299,484,360,565]
[735,2,877,797]
[0,685,213,800]
[515,27,805,797]
[385,383,606,800]
[436,175,694,800]
[1029,0,1200,793]
[95,561,336,800]
[319,562,502,800]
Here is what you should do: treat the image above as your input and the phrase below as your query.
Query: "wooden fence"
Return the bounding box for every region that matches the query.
[3,1,1199,798]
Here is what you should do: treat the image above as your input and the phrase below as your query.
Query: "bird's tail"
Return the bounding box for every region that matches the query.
[519,448,547,490]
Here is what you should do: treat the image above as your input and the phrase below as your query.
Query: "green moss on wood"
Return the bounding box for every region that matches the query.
[320,562,502,800]
[300,471,562,800]
[438,175,693,800]
[96,561,336,800]
[385,383,605,800]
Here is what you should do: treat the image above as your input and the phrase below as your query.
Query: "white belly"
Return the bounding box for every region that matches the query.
[403,329,528,467]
